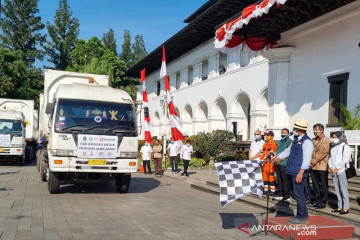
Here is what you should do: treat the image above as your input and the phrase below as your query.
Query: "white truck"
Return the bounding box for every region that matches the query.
[0,110,26,165]
[0,98,39,164]
[38,69,138,194]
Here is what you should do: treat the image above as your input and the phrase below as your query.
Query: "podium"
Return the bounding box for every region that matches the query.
[263,216,355,240]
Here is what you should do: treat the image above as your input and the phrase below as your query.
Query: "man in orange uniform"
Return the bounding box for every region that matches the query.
[260,131,277,195]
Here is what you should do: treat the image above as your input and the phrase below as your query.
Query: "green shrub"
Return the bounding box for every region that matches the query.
[189,158,206,168]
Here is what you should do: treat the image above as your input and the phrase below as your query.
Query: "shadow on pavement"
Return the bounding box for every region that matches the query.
[0,171,19,176]
[58,177,161,194]
[219,213,260,230]
[0,188,13,192]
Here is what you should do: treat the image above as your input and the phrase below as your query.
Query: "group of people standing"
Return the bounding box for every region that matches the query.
[249,118,352,225]
[140,139,193,177]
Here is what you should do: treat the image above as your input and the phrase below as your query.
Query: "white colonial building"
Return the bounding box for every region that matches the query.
[127,0,360,166]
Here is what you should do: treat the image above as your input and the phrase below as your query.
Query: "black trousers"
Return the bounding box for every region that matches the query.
[143,160,151,173]
[309,169,328,205]
[170,156,178,171]
[275,164,291,199]
[183,159,190,173]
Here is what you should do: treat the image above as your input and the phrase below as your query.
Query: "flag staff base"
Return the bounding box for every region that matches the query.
[249,157,282,239]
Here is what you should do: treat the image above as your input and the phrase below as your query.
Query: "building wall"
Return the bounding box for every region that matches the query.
[279,2,360,136]
[137,1,360,141]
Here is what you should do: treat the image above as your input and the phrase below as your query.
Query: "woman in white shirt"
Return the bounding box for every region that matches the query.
[328,131,351,214]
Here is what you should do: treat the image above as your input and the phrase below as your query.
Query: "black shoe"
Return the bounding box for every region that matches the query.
[310,202,318,207]
[144,172,148,174]
[331,209,342,213]
[148,171,152,174]
[315,203,325,209]
[339,210,349,215]
[181,172,185,176]
[186,173,189,177]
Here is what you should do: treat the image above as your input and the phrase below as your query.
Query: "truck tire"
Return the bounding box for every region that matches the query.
[17,155,25,166]
[115,174,131,193]
[48,171,60,194]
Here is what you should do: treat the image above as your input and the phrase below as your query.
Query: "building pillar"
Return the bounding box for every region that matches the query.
[208,53,220,78]
[180,68,189,88]
[169,74,176,91]
[261,47,295,137]
[192,62,203,83]
[227,49,240,71]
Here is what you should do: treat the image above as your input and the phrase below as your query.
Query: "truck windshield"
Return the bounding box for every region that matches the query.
[0,120,23,135]
[54,99,136,134]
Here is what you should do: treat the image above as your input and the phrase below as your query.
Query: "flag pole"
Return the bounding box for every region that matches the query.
[163,95,168,169]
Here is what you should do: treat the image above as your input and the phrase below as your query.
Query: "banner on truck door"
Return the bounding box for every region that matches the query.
[77,134,118,159]
[0,135,11,147]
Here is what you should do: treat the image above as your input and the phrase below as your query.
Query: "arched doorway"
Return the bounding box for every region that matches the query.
[212,98,227,130]
[182,105,193,136]
[195,101,208,133]
[232,93,251,140]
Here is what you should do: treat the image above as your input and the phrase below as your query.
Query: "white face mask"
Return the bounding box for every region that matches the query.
[331,138,340,145]
[293,129,298,137]
[187,143,190,147]
[254,135,260,140]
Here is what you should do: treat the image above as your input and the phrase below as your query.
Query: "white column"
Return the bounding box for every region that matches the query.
[208,53,219,78]
[169,74,176,91]
[180,68,188,88]
[192,62,203,83]
[227,50,240,71]
[261,47,295,136]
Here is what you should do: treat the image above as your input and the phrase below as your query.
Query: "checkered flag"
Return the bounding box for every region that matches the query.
[215,160,263,207]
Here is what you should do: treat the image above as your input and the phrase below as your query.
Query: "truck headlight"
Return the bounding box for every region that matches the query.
[11,144,23,148]
[51,149,74,156]
[119,152,138,158]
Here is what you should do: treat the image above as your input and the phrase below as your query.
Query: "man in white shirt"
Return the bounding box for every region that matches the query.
[140,141,152,174]
[180,140,193,177]
[167,138,181,173]
[249,130,265,160]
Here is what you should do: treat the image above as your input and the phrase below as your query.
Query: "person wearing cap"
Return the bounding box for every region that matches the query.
[249,130,265,160]
[260,131,277,195]
[272,119,314,225]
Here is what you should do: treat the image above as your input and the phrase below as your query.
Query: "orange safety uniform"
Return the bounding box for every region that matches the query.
[260,140,277,193]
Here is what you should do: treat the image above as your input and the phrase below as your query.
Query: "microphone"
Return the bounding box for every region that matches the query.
[288,132,294,137]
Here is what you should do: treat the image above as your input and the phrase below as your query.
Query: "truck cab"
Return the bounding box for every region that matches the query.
[0,110,26,165]
[39,70,138,194]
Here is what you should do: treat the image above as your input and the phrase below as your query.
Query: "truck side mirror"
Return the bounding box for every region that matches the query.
[45,103,53,114]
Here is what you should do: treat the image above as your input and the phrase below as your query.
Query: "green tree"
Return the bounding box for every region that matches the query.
[338,104,360,130]
[45,0,80,70]
[102,28,117,55]
[0,48,43,105]
[132,34,147,63]
[119,29,132,64]
[192,130,235,165]
[0,0,46,64]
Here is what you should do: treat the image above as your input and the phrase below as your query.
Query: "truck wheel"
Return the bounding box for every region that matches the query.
[115,174,131,193]
[17,155,25,166]
[40,161,47,182]
[48,171,60,194]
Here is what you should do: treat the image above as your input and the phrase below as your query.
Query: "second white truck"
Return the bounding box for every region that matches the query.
[38,69,139,194]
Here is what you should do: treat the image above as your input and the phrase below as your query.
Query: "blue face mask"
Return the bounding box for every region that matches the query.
[171,141,174,144]
[254,135,260,140]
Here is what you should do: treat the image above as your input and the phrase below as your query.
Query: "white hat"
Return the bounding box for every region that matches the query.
[293,118,308,131]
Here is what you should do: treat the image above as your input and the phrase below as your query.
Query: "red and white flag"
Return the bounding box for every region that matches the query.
[160,46,185,143]
[141,68,152,144]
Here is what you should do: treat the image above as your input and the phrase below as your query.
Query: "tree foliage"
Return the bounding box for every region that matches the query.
[0,48,43,105]
[45,0,79,70]
[338,104,360,130]
[192,130,235,165]
[0,0,46,64]
[67,37,139,99]
[132,34,147,63]
[119,29,132,64]
[102,28,117,55]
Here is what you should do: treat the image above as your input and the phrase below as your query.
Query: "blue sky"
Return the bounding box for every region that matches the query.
[37,0,207,68]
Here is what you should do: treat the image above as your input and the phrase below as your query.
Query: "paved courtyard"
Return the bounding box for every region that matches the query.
[0,162,280,240]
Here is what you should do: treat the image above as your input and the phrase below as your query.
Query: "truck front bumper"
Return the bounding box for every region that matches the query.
[48,156,138,173]
[0,148,23,161]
